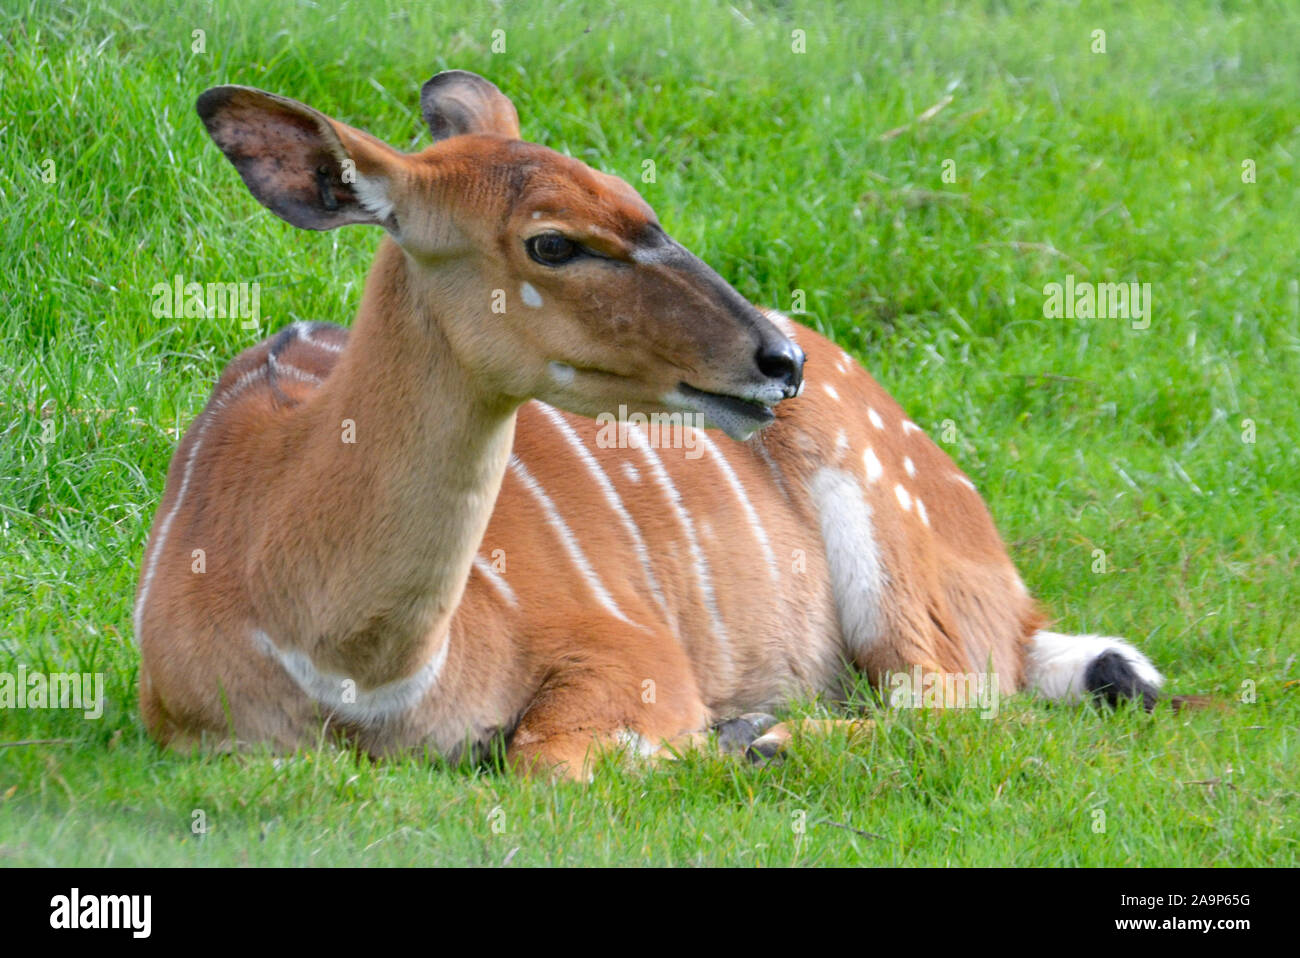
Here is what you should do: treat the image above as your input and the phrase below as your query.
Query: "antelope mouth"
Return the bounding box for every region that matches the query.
[670,383,776,441]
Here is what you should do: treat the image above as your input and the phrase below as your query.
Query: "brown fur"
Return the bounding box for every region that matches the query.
[137,76,1042,778]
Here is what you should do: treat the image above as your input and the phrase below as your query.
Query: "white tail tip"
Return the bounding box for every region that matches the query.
[1026,631,1164,706]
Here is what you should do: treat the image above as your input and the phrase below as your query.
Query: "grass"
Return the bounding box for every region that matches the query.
[0,0,1296,866]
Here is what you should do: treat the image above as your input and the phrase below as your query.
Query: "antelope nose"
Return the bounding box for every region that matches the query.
[755,338,805,394]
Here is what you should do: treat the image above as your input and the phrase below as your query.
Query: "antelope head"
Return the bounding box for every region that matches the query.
[196,70,804,440]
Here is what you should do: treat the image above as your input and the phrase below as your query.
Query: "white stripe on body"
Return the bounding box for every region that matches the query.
[472,555,518,607]
[627,423,730,650]
[535,403,672,621]
[134,413,215,642]
[293,321,345,353]
[136,362,275,641]
[694,430,779,584]
[509,454,641,629]
[754,442,793,502]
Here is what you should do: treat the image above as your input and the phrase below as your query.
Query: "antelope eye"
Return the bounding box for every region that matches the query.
[526,232,580,266]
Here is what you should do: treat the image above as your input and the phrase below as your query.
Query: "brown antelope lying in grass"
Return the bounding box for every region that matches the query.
[134,71,1164,779]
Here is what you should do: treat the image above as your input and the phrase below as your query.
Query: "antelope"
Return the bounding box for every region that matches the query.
[134,71,1165,779]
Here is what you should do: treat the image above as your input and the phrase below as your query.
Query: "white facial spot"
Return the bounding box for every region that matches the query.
[548,361,575,387]
[823,383,840,401]
[868,407,884,430]
[531,211,543,219]
[894,484,911,511]
[863,447,883,483]
[904,456,916,477]
[915,497,929,526]
[520,281,543,308]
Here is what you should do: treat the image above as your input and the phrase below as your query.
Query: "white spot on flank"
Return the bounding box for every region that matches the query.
[823,383,840,400]
[809,467,886,657]
[863,447,883,483]
[252,628,449,725]
[536,405,670,621]
[1025,631,1164,703]
[694,431,779,583]
[868,407,884,430]
[894,484,911,511]
[952,474,978,492]
[510,455,639,628]
[835,430,849,454]
[902,420,922,436]
[473,555,517,607]
[903,456,916,477]
[620,461,641,484]
[520,282,543,308]
[915,497,929,526]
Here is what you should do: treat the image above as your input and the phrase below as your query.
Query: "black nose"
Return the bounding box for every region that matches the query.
[755,338,805,393]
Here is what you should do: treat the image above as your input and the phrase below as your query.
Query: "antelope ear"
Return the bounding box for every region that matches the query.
[196,85,403,231]
[420,70,521,142]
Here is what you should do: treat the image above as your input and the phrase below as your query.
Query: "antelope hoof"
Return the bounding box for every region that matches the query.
[714,712,778,753]
[746,724,790,764]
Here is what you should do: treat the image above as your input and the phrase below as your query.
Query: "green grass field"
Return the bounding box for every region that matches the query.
[1,0,1296,866]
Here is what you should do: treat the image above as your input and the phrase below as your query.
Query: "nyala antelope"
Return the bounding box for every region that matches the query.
[135,71,1165,778]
